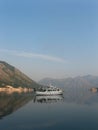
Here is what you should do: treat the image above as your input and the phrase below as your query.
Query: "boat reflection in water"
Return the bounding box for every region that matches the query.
[0,92,64,119]
[33,95,64,103]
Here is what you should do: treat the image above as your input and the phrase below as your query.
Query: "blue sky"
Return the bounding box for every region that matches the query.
[0,0,98,81]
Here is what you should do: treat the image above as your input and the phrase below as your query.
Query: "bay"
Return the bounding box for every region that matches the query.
[0,87,98,130]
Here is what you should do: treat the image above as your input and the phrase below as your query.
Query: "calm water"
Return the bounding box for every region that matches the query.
[0,88,98,130]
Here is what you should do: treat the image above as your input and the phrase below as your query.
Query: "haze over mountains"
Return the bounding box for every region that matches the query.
[39,75,98,89]
[39,75,98,105]
[0,60,98,91]
[0,61,41,88]
[0,60,98,110]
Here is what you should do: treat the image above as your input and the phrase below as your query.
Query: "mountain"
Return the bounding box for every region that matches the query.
[38,75,98,89]
[0,61,41,88]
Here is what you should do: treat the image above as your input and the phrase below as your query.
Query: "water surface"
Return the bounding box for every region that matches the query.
[0,88,98,130]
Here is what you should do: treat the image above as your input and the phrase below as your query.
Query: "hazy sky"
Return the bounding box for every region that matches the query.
[0,0,98,81]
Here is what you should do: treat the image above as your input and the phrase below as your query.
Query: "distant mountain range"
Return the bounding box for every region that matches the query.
[0,61,41,88]
[38,75,98,105]
[1,60,98,90]
[39,75,98,89]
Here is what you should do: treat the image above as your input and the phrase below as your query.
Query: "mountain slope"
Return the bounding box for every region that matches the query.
[38,75,98,89]
[0,61,41,88]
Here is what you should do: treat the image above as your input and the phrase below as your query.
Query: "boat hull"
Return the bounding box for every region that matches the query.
[36,90,63,96]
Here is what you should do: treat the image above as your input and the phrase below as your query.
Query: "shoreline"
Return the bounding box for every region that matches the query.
[0,85,33,94]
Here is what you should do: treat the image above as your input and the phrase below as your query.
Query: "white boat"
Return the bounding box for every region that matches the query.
[35,84,63,95]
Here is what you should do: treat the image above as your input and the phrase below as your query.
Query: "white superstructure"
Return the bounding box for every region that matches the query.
[35,84,63,95]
